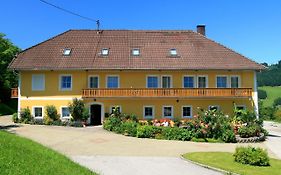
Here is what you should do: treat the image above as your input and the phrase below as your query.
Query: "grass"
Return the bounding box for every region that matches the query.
[0,103,16,116]
[183,152,281,175]
[259,86,281,107]
[0,131,96,175]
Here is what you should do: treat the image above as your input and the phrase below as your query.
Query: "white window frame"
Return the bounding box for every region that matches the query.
[63,48,71,56]
[161,75,173,88]
[216,75,228,88]
[32,74,45,91]
[88,75,99,88]
[146,75,159,88]
[162,105,173,118]
[32,106,44,119]
[208,105,220,111]
[197,75,208,88]
[60,106,71,119]
[106,75,120,88]
[230,75,241,88]
[143,106,155,119]
[131,48,140,56]
[101,48,109,56]
[109,105,122,113]
[170,48,177,56]
[182,105,192,118]
[182,75,196,88]
[59,74,72,91]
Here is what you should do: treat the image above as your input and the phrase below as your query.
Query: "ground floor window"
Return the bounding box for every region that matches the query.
[33,106,43,118]
[110,105,122,114]
[182,106,192,118]
[208,105,220,112]
[163,106,173,118]
[61,107,71,118]
[143,106,154,119]
[236,105,246,110]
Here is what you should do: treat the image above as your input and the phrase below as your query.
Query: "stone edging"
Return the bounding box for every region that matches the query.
[235,133,265,143]
[180,155,240,175]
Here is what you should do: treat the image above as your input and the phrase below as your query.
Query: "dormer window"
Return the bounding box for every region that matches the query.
[63,48,71,56]
[132,48,140,56]
[101,48,109,56]
[170,49,177,56]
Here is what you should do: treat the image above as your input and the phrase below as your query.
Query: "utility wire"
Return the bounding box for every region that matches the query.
[39,0,100,29]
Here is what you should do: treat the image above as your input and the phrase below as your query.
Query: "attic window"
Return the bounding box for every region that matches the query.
[101,48,109,56]
[170,49,177,56]
[63,48,71,56]
[132,48,140,56]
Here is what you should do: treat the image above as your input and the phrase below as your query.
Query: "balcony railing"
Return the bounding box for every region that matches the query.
[11,88,18,98]
[82,88,252,98]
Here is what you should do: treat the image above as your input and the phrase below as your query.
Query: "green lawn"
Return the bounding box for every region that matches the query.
[183,152,281,175]
[259,86,281,107]
[0,131,96,175]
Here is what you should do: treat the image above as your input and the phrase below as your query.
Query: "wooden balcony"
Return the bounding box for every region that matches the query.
[82,88,252,98]
[11,88,18,98]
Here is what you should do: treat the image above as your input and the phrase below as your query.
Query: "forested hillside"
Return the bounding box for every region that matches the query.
[257,61,281,86]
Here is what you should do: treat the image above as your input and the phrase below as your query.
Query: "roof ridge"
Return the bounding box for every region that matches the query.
[69,29,194,32]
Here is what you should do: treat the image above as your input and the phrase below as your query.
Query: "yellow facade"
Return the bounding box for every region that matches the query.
[19,70,256,121]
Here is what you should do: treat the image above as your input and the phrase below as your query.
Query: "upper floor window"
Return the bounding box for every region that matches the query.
[216,76,228,88]
[231,76,240,88]
[132,48,140,56]
[63,48,71,56]
[107,76,119,88]
[101,48,109,56]
[182,106,192,118]
[147,76,158,88]
[60,75,72,90]
[183,76,194,88]
[170,48,177,56]
[198,76,207,88]
[32,74,45,91]
[162,76,172,88]
[88,76,99,88]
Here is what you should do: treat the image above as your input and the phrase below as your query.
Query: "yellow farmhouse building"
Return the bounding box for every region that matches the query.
[9,25,264,125]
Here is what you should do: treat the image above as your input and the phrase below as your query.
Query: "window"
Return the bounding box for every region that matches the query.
[143,106,154,119]
[231,76,240,88]
[33,106,43,118]
[63,48,71,56]
[61,107,70,118]
[183,76,194,88]
[162,76,172,88]
[236,105,246,110]
[216,76,228,88]
[101,48,109,56]
[182,106,192,118]
[147,76,158,88]
[198,76,207,88]
[32,74,45,91]
[209,105,220,112]
[132,48,140,56]
[60,75,72,90]
[110,106,121,114]
[107,76,119,88]
[163,106,173,118]
[88,76,99,88]
[170,49,177,56]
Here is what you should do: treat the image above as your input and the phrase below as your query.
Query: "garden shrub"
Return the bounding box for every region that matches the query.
[273,108,281,122]
[43,116,53,125]
[258,89,267,99]
[103,115,122,131]
[68,98,85,121]
[162,127,192,141]
[45,105,60,121]
[119,121,138,137]
[221,129,236,143]
[20,108,32,123]
[233,146,270,166]
[82,107,90,121]
[136,125,162,138]
[238,124,262,138]
[273,97,281,107]
[12,113,18,123]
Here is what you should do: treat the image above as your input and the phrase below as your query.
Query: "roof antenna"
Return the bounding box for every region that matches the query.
[96,20,100,31]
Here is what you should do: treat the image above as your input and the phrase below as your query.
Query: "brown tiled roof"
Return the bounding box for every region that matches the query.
[9,30,264,70]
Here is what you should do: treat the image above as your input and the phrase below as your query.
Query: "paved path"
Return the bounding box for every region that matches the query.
[1,116,279,175]
[264,121,281,159]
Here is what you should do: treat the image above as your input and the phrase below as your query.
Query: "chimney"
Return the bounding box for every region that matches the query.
[197,25,206,36]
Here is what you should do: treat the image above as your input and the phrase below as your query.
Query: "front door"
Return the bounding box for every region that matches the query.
[90,104,101,125]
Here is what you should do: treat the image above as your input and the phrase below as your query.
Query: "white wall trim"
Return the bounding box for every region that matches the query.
[21,97,81,100]
[253,71,259,119]
[18,72,21,119]
[143,105,155,119]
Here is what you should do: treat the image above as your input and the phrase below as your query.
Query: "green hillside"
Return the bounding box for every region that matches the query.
[259,86,281,107]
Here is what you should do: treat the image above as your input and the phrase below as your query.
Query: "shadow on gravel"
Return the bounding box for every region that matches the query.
[268,134,281,138]
[0,124,21,130]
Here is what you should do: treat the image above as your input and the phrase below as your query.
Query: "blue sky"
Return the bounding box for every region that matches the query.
[1,0,281,64]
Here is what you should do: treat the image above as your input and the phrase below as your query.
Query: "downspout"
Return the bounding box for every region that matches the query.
[253,71,259,119]
[13,70,21,119]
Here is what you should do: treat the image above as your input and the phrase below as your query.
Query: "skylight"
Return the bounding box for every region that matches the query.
[63,48,71,56]
[170,49,177,56]
[132,48,140,56]
[101,48,109,56]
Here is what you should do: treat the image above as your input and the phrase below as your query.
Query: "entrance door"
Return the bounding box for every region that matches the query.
[90,104,101,125]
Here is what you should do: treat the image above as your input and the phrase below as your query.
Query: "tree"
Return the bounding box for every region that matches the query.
[0,33,20,102]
